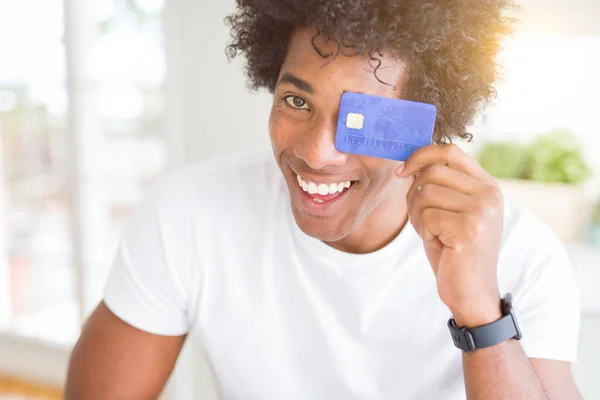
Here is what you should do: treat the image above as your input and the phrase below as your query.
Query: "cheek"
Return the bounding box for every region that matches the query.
[269,111,288,150]
[360,160,399,200]
[364,158,397,184]
[269,109,305,150]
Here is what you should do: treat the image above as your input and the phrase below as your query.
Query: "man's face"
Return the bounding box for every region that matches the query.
[270,27,409,245]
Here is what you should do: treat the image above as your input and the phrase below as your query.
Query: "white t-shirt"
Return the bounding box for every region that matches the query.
[104,151,580,400]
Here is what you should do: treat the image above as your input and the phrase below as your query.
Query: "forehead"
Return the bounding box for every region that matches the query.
[279,27,407,98]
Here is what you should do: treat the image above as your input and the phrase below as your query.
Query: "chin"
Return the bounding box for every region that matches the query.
[291,205,353,242]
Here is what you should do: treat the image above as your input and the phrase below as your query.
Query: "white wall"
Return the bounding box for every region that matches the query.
[164,0,272,168]
[517,0,600,36]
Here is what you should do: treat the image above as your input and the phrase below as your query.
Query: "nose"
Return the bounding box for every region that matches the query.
[294,114,348,170]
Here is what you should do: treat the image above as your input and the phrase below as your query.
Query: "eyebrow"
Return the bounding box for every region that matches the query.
[277,73,314,94]
[277,74,369,98]
[342,89,366,96]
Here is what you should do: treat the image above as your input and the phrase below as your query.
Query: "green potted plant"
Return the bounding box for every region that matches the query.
[478,130,592,242]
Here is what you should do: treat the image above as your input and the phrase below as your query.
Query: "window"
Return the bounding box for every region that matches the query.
[0,0,166,346]
[75,0,167,319]
[0,0,76,345]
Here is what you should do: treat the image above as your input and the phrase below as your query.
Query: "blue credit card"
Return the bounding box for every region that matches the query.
[334,92,437,161]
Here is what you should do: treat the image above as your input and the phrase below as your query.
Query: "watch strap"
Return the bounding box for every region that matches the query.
[448,294,522,353]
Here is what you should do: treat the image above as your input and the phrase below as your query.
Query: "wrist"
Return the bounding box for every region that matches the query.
[450,296,503,328]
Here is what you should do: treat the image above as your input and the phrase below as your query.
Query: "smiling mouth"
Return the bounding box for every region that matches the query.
[295,173,356,204]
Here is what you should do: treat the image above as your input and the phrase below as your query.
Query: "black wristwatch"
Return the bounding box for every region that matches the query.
[448,293,522,353]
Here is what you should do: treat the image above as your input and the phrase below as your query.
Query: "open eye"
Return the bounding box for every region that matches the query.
[285,95,310,110]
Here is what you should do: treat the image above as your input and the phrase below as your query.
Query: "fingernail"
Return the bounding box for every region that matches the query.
[396,163,405,176]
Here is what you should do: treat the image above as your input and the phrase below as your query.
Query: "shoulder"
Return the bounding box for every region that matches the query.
[500,201,564,257]
[498,204,580,362]
[174,150,280,185]
[138,150,285,239]
[148,150,282,210]
[498,201,578,299]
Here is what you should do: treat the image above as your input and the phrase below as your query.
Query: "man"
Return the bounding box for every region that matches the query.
[66,1,582,399]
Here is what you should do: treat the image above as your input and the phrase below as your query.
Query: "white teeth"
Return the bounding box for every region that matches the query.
[296,174,352,197]
[317,184,329,195]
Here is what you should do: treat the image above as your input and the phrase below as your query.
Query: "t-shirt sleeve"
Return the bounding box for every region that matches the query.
[503,217,581,362]
[103,175,197,336]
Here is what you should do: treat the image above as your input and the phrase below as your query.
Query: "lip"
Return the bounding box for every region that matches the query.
[291,170,357,186]
[298,183,355,217]
[290,169,356,217]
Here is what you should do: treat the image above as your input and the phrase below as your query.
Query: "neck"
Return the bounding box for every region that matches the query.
[328,178,412,254]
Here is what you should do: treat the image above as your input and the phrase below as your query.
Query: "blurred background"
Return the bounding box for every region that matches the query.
[0,0,598,399]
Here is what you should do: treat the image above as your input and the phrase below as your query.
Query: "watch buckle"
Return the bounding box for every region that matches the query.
[449,319,476,353]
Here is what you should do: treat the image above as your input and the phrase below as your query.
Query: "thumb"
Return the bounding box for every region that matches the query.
[395,162,406,177]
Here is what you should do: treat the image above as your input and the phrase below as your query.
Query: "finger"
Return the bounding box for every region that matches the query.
[417,208,462,275]
[407,183,473,232]
[410,163,481,195]
[397,144,490,182]
[419,208,463,250]
[409,183,473,216]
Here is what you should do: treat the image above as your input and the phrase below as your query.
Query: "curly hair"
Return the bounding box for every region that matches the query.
[225,0,518,143]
